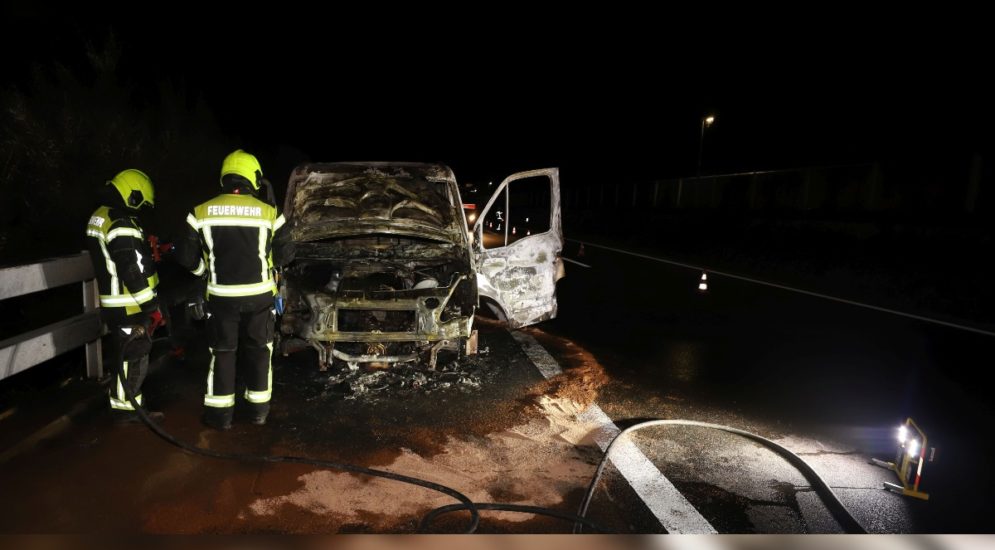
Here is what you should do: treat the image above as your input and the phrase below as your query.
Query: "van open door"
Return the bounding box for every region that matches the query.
[472,168,564,328]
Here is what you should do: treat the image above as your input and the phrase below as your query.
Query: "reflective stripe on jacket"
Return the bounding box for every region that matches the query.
[84,206,158,316]
[185,194,285,299]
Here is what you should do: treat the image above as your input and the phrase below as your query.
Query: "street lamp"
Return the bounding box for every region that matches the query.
[697,114,715,177]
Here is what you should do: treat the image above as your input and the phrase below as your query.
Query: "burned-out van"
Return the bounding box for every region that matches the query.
[278,162,563,370]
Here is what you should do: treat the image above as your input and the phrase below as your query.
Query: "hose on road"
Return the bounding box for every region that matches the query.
[118,328,866,534]
[118,327,486,533]
[571,419,868,534]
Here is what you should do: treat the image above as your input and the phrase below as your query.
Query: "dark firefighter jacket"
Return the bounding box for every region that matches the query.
[177,193,290,299]
[84,206,159,317]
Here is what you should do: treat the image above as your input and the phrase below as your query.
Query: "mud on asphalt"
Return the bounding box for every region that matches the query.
[134,320,612,533]
[0,316,616,534]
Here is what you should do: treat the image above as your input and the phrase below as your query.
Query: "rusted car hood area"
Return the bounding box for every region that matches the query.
[284,236,473,319]
[292,238,463,265]
[287,163,462,244]
[279,233,477,368]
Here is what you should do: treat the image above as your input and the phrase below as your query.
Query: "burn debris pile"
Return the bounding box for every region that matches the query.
[323,357,487,401]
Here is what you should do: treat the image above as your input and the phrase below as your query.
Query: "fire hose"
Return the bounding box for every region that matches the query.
[571,420,867,534]
[117,326,486,533]
[419,419,868,534]
[117,327,866,534]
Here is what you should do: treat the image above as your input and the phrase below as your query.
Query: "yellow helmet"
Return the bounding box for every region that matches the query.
[108,169,154,209]
[220,149,262,190]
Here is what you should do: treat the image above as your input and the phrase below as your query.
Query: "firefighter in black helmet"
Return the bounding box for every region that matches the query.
[84,169,165,422]
[176,150,289,430]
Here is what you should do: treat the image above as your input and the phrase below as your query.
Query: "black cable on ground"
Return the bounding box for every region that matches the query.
[118,328,866,534]
[420,503,609,533]
[572,419,868,534]
[117,328,481,533]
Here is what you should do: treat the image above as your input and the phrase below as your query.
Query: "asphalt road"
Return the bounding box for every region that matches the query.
[548,240,995,533]
[1,239,992,534]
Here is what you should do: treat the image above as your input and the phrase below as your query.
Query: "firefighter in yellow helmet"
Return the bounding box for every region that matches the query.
[176,150,291,430]
[84,169,165,422]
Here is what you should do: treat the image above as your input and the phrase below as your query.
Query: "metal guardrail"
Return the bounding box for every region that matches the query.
[0,252,103,381]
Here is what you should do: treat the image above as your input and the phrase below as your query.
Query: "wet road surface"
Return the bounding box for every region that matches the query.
[1,240,992,533]
[0,321,609,533]
[548,240,995,533]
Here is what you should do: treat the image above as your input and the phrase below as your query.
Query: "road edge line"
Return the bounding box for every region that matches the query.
[510,330,717,534]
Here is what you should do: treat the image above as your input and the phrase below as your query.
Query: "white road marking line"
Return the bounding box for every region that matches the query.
[567,239,995,338]
[510,330,717,534]
[562,257,592,268]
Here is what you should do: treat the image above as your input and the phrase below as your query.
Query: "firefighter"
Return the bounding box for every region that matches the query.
[84,169,165,422]
[177,150,288,430]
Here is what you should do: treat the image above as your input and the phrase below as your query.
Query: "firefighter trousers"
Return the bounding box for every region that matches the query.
[203,295,275,425]
[103,312,150,414]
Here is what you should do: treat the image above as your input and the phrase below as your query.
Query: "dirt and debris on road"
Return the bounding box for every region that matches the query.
[0,323,615,534]
[322,358,484,402]
[518,327,609,410]
[229,326,613,533]
[243,389,607,533]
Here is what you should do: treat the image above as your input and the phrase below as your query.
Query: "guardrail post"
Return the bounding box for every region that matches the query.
[82,278,102,379]
[0,252,102,382]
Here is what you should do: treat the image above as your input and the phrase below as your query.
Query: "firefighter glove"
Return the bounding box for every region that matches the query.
[148,308,165,334]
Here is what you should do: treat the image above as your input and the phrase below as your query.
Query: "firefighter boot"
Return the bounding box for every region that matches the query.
[202,406,233,431]
[247,402,270,426]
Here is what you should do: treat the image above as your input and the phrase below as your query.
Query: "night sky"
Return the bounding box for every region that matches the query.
[2,8,989,187]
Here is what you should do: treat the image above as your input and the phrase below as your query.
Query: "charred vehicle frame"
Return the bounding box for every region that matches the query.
[277,162,563,370]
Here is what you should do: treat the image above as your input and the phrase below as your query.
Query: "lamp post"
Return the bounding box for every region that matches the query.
[697,114,715,178]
